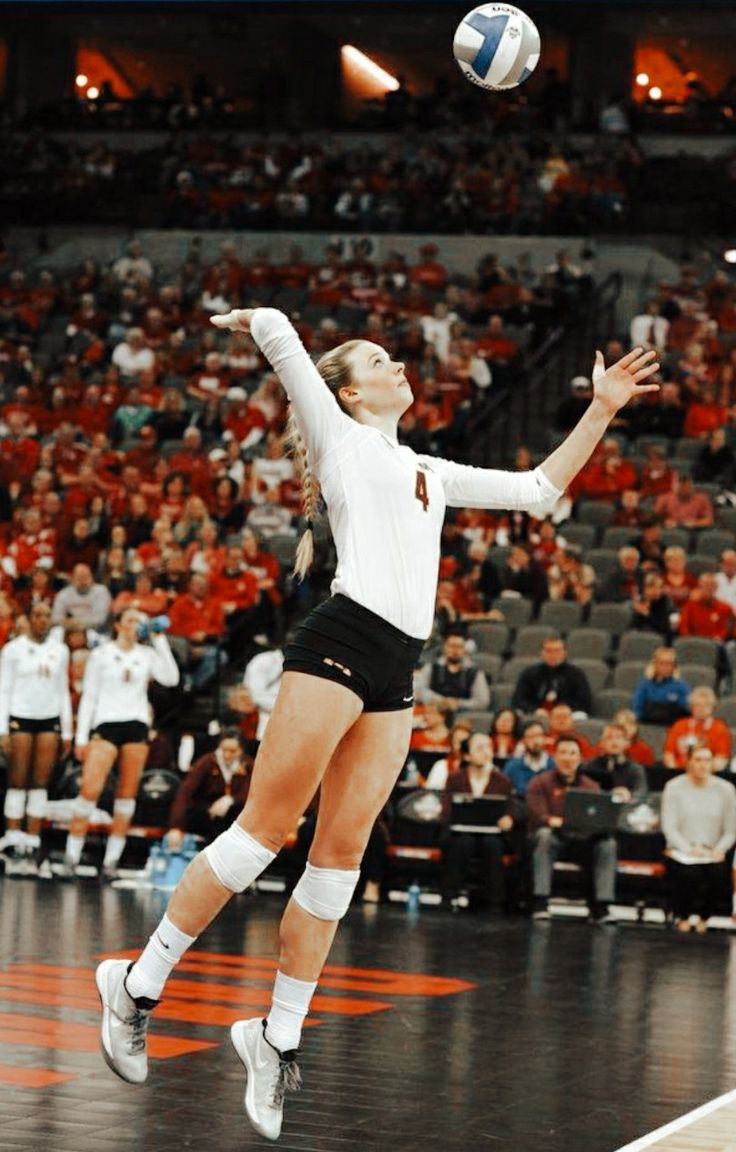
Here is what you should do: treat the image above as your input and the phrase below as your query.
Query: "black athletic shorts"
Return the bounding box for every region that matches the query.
[283,594,425,712]
[8,715,61,735]
[91,720,148,748]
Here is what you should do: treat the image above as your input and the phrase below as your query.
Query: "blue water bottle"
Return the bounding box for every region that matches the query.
[407,882,421,913]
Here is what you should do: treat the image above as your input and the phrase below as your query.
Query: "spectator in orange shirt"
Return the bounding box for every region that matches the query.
[663,686,732,773]
[654,475,714,530]
[168,572,225,694]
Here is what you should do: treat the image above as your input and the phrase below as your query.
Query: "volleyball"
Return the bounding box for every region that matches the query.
[452,3,541,91]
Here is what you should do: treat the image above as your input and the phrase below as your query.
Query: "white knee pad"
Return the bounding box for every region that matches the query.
[113,798,136,820]
[292,862,360,921]
[3,789,26,821]
[26,789,48,820]
[71,795,96,821]
[204,824,276,893]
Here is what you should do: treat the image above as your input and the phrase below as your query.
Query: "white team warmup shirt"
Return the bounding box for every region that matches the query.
[243,647,284,739]
[76,636,179,745]
[0,635,73,738]
[251,309,561,639]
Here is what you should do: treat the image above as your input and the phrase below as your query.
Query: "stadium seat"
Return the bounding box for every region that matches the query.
[475,652,502,680]
[638,724,667,761]
[660,528,690,550]
[715,506,736,535]
[617,633,660,665]
[490,598,533,630]
[467,621,510,657]
[672,438,703,462]
[593,688,632,719]
[565,628,611,662]
[612,662,646,692]
[578,502,615,529]
[574,658,610,695]
[673,636,719,667]
[560,524,597,551]
[586,549,620,582]
[491,683,516,711]
[512,624,556,657]
[589,602,633,636]
[537,600,584,633]
[601,526,637,551]
[500,655,538,686]
[717,696,736,728]
[679,663,717,690]
[688,556,718,576]
[457,710,494,731]
[695,529,735,557]
[268,534,298,566]
[576,717,605,748]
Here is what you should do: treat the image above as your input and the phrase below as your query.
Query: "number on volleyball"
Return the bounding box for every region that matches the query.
[452,3,541,91]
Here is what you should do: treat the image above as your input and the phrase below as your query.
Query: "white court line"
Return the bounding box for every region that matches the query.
[615,1087,736,1152]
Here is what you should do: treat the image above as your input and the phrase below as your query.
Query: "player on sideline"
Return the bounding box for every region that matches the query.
[95,307,658,1140]
[0,602,72,875]
[63,607,179,879]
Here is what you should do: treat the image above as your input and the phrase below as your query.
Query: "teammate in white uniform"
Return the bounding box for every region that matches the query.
[0,602,72,875]
[63,607,179,878]
[96,308,659,1138]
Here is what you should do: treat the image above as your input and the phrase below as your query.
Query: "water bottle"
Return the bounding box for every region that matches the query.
[407,882,421,913]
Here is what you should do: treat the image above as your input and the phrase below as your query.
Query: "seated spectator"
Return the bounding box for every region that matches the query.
[662,746,736,933]
[511,635,592,717]
[579,440,638,501]
[546,544,595,607]
[51,562,111,633]
[663,686,732,774]
[504,719,556,796]
[610,708,656,768]
[682,383,728,441]
[715,550,736,616]
[55,516,100,578]
[111,326,155,382]
[638,444,675,499]
[541,702,594,759]
[632,646,691,726]
[654,474,714,530]
[661,545,698,609]
[554,375,592,432]
[166,730,252,848]
[600,545,643,603]
[630,300,669,352]
[424,719,474,790]
[489,707,523,770]
[168,572,226,694]
[612,489,648,530]
[582,723,648,801]
[497,544,548,609]
[692,427,736,486]
[112,571,170,617]
[411,701,452,755]
[679,572,735,645]
[630,571,674,642]
[441,732,514,909]
[414,632,491,716]
[526,736,617,923]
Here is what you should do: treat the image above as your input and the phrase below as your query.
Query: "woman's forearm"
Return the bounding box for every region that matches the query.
[539,397,613,494]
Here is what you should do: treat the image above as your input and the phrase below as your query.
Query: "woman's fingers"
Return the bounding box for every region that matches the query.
[631,360,660,382]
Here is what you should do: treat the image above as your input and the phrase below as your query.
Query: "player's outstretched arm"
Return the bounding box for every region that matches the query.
[539,347,659,494]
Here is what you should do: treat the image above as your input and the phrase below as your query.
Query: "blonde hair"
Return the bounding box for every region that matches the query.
[285,340,364,579]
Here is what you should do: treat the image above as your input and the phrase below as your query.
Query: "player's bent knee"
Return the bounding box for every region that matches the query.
[292,861,360,921]
[113,797,136,820]
[204,823,276,893]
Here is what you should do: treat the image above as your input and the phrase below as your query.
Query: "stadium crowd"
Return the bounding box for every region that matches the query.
[1,232,736,927]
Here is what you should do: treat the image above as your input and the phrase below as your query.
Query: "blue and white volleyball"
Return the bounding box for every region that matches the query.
[453,3,541,91]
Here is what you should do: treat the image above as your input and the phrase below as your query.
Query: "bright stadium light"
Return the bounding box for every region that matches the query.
[342,45,399,92]
[724,249,736,265]
[87,86,99,99]
[76,73,88,88]
[649,86,662,100]
[635,72,649,86]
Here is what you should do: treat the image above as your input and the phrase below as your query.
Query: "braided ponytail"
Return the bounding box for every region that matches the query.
[284,339,364,580]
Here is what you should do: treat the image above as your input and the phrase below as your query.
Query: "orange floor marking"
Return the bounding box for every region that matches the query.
[0,1011,215,1059]
[0,1063,77,1087]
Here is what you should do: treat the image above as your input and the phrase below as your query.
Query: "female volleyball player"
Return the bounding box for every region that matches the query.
[96,308,658,1141]
[64,607,179,878]
[0,601,72,875]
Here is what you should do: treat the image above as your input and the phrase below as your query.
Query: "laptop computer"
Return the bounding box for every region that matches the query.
[449,794,509,834]
[562,789,620,836]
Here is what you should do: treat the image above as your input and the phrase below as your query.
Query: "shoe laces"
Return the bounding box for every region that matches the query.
[124,1005,152,1055]
[272,1052,302,1108]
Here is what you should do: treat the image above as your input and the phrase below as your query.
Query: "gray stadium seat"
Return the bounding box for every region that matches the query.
[673,637,719,667]
[578,501,615,529]
[673,438,703,462]
[593,688,632,719]
[467,622,510,657]
[617,633,660,665]
[612,662,646,692]
[491,683,516,711]
[537,600,584,633]
[601,526,637,551]
[560,524,597,551]
[715,507,736,535]
[695,529,735,558]
[589,602,633,636]
[512,624,556,657]
[586,549,620,583]
[679,663,717,690]
[500,655,539,686]
[565,628,611,662]
[475,652,502,680]
[576,718,605,748]
[688,556,718,576]
[490,598,533,631]
[660,528,690,550]
[638,724,667,760]
[574,659,610,696]
[717,696,736,728]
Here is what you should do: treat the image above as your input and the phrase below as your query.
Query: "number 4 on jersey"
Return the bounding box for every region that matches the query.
[415,469,429,512]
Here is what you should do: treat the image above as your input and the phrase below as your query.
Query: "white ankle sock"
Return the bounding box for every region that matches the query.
[265,970,317,1052]
[126,913,196,1000]
[65,834,85,865]
[103,835,127,867]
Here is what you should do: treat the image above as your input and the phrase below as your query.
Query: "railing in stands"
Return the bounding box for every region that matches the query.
[469,271,623,468]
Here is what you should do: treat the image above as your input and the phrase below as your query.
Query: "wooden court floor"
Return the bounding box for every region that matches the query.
[2,876,736,1152]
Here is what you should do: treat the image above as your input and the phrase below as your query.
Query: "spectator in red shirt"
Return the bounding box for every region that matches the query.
[579,439,638,501]
[679,573,735,642]
[112,571,170,618]
[168,572,225,694]
[663,686,732,773]
[638,444,675,499]
[56,516,100,578]
[661,545,698,608]
[3,507,55,579]
[409,243,448,292]
[0,412,40,483]
[654,475,714,530]
[682,383,728,440]
[542,703,594,759]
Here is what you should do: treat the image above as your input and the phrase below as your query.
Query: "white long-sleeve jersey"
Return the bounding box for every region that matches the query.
[243,647,284,739]
[75,636,179,745]
[250,309,561,639]
[0,635,73,739]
